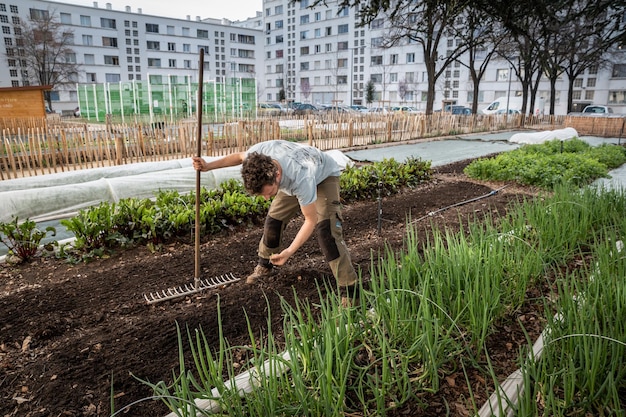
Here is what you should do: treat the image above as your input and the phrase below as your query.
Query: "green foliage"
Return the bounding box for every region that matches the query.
[340,157,432,202]
[0,216,56,263]
[61,179,271,258]
[464,138,626,188]
[55,161,430,259]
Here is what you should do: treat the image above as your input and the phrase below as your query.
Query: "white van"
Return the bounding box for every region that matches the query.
[482,96,545,116]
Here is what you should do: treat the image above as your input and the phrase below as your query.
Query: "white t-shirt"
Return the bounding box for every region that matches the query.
[247,140,341,206]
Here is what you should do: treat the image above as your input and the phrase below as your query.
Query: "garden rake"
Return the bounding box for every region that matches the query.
[144,49,240,304]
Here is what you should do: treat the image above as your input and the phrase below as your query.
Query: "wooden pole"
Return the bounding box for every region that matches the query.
[195,48,205,287]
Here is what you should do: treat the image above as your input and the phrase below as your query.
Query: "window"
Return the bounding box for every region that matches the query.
[390,54,398,65]
[574,78,583,87]
[612,64,626,78]
[2,26,10,34]
[197,29,209,38]
[84,54,95,64]
[29,8,49,19]
[104,55,119,65]
[337,41,348,50]
[167,25,175,35]
[65,53,76,63]
[60,13,71,24]
[325,26,332,36]
[183,43,190,52]
[184,60,191,68]
[406,53,415,63]
[182,27,190,36]
[100,18,116,29]
[275,5,283,14]
[300,62,309,70]
[587,78,596,87]
[371,19,384,29]
[300,30,309,40]
[371,37,383,47]
[82,34,93,46]
[338,24,349,34]
[337,58,347,68]
[371,74,382,83]
[147,41,160,50]
[300,46,310,55]
[105,73,121,82]
[102,37,118,47]
[496,68,510,82]
[608,90,626,104]
[371,56,383,65]
[315,12,321,21]
[337,75,347,84]
[390,73,398,82]
[86,72,96,82]
[148,58,161,67]
[168,42,175,51]
[585,90,594,101]
[145,23,159,33]
[300,15,309,24]
[168,59,176,68]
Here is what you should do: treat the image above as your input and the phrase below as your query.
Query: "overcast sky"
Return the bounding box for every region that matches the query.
[54,0,263,21]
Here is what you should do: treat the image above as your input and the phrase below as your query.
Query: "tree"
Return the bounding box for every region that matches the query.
[12,8,80,111]
[381,0,471,114]
[365,80,376,105]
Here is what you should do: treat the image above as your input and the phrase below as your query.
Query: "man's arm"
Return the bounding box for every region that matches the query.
[269,202,317,266]
[192,152,246,172]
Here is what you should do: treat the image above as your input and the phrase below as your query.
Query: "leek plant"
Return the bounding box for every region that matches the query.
[140,183,626,416]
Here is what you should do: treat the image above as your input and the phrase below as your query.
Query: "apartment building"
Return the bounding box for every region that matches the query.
[2,0,625,115]
[0,0,264,113]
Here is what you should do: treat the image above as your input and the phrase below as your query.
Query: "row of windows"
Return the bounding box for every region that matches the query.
[0,4,19,13]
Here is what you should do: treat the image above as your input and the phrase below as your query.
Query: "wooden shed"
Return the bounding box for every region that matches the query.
[0,85,52,118]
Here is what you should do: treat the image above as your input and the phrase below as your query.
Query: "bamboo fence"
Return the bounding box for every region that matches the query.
[0,112,592,181]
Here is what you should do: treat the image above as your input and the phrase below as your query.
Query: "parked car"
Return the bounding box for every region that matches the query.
[257,102,281,117]
[368,106,391,115]
[582,105,614,115]
[292,103,320,115]
[496,108,521,115]
[392,106,421,114]
[350,104,368,113]
[320,104,359,115]
[448,105,472,115]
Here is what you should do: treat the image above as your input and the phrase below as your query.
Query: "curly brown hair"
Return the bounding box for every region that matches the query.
[241,152,277,194]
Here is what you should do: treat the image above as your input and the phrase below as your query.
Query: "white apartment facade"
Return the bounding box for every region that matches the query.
[2,0,625,115]
[0,0,264,114]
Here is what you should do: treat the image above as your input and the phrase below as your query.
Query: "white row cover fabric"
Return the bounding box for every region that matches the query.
[508,127,579,144]
[1,151,353,224]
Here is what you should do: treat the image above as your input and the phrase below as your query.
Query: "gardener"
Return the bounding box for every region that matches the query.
[192,140,360,305]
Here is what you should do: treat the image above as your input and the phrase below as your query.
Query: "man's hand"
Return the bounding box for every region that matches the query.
[192,156,206,171]
[270,249,294,266]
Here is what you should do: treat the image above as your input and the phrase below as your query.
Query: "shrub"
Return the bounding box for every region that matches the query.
[0,216,56,263]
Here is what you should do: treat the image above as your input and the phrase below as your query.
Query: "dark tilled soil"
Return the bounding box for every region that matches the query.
[0,159,545,416]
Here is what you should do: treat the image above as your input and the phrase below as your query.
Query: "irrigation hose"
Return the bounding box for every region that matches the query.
[412,184,509,223]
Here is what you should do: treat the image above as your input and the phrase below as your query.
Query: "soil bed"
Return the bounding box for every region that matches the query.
[1,159,545,416]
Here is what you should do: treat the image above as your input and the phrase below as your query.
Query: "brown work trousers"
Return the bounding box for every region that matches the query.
[257,176,358,288]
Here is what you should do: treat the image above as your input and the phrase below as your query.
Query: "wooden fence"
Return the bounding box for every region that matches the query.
[2,112,611,181]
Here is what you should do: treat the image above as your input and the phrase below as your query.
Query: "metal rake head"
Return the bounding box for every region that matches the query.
[143,273,240,304]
